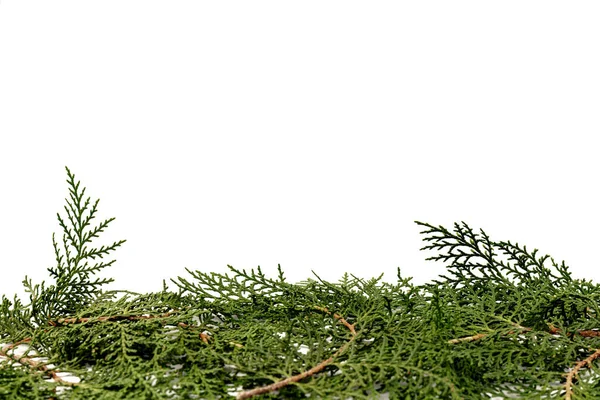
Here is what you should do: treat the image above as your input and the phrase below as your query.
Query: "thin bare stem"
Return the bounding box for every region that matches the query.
[236,306,357,400]
[1,338,75,386]
[564,348,600,400]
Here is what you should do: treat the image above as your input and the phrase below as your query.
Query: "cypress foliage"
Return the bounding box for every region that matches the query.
[2,167,600,399]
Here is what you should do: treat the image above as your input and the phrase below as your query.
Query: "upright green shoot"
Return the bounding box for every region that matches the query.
[23,166,126,326]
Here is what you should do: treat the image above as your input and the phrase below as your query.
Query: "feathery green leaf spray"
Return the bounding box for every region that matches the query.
[2,167,600,399]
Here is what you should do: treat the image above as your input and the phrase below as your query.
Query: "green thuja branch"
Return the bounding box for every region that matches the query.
[22,167,126,327]
[4,169,600,399]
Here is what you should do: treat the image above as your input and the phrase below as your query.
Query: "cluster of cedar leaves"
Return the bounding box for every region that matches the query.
[2,168,600,399]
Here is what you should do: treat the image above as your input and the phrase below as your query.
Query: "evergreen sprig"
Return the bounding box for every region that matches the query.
[21,167,126,327]
[2,168,600,399]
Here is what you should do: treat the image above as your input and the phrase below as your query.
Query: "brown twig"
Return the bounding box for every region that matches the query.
[564,348,600,400]
[447,333,489,344]
[448,320,531,344]
[51,310,215,344]
[1,338,75,387]
[0,337,32,355]
[448,322,600,398]
[48,310,178,326]
[0,309,211,389]
[312,306,357,335]
[548,324,600,338]
[236,306,357,400]
[448,321,600,345]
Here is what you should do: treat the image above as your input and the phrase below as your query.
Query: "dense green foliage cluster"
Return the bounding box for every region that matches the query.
[2,167,600,399]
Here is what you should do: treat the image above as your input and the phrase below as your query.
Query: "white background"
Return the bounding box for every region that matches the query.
[1,1,599,302]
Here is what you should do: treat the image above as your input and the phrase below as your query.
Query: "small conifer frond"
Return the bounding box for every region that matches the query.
[23,166,126,326]
[5,171,600,398]
[416,220,572,288]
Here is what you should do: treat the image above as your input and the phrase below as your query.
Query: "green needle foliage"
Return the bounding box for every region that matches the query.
[2,168,600,399]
